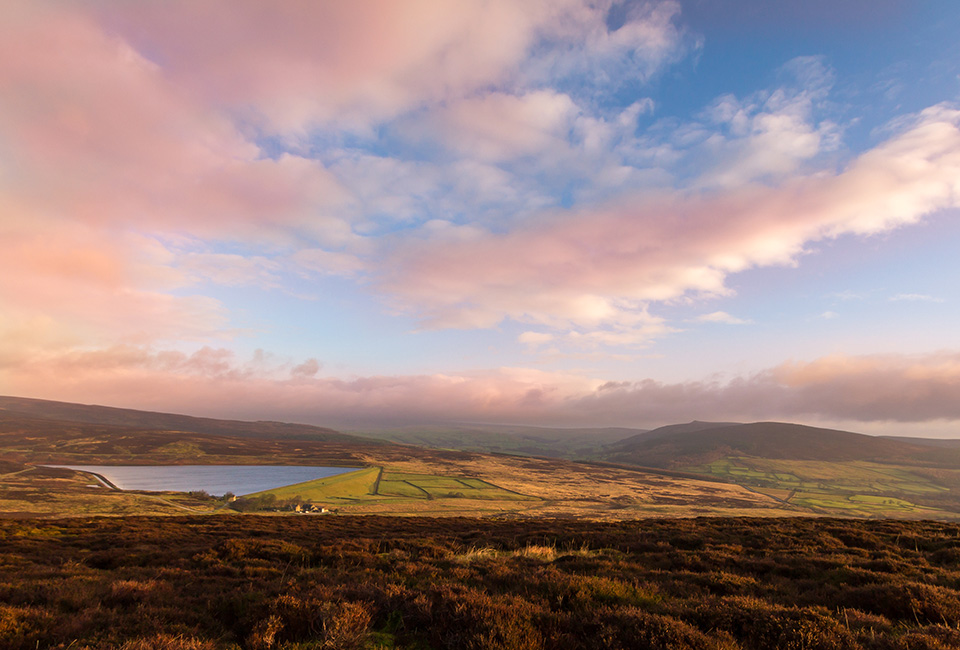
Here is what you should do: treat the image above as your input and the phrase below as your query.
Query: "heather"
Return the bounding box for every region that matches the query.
[3,516,960,649]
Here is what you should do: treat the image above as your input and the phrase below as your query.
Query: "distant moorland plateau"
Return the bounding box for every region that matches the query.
[2,395,960,520]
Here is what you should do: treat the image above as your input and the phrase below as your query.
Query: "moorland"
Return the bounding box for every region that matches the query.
[3,516,960,649]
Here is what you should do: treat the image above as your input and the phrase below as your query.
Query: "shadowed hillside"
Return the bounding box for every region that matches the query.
[0,395,355,442]
[602,421,960,517]
[353,423,645,458]
[0,409,380,466]
[604,421,957,468]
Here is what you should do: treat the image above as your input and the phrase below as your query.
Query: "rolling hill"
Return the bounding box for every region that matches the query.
[602,421,951,468]
[352,423,646,458]
[0,395,357,442]
[601,420,960,517]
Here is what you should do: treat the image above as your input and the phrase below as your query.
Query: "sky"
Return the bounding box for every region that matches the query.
[2,0,960,435]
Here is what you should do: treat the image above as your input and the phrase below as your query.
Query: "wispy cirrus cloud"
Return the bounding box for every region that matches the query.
[890,293,945,303]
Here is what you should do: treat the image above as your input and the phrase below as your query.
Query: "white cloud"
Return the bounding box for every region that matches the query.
[695,57,840,188]
[407,90,579,162]
[694,311,753,324]
[890,293,945,303]
[526,0,690,93]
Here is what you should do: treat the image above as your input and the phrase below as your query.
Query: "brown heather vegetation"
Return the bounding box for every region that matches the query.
[2,517,960,649]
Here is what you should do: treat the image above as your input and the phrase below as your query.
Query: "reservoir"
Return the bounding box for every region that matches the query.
[48,465,357,496]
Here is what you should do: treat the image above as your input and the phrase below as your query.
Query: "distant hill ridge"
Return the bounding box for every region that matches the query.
[0,395,356,442]
[603,421,960,468]
[610,420,739,447]
[355,423,648,458]
[4,395,960,468]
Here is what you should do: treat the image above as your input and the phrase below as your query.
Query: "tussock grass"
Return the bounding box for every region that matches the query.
[453,546,499,562]
[516,544,558,561]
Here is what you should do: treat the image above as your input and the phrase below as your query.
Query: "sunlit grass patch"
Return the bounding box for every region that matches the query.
[452,546,499,563]
[248,466,379,503]
[378,471,538,502]
[244,467,539,512]
[684,456,960,518]
[516,544,558,561]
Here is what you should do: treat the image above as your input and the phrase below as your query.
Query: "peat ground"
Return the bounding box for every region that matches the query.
[2,516,960,649]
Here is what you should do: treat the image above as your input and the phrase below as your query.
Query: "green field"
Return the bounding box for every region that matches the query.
[245,467,539,509]
[246,466,382,502]
[685,457,960,517]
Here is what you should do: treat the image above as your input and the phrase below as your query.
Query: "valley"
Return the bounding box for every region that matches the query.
[2,396,960,520]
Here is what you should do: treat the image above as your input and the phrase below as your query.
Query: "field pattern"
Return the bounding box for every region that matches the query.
[685,457,960,518]
[243,467,539,511]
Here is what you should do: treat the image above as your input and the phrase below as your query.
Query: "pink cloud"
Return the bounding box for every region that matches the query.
[0,345,598,425]
[561,352,960,428]
[0,223,228,351]
[0,3,361,354]
[4,344,960,430]
[768,354,960,422]
[1,0,955,436]
[93,0,559,133]
[406,91,580,162]
[90,0,684,135]
[0,0,698,357]
[0,4,347,241]
[378,105,960,330]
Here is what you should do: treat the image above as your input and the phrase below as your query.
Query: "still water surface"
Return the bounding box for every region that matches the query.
[50,465,356,496]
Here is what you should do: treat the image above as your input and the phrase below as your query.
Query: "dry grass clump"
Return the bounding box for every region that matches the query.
[0,604,52,650]
[453,542,596,563]
[118,634,219,650]
[515,544,558,561]
[453,546,499,562]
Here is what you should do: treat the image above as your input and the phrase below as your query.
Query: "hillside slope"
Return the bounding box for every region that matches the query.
[604,421,957,468]
[602,421,960,517]
[354,423,644,458]
[0,395,354,442]
[609,420,738,448]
